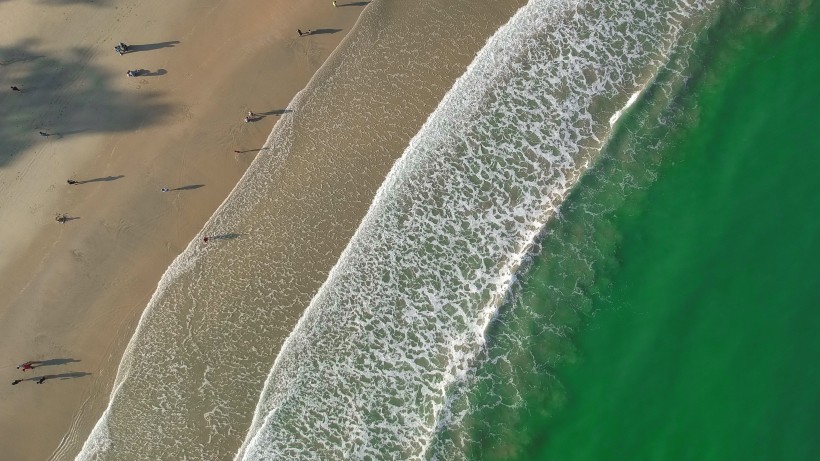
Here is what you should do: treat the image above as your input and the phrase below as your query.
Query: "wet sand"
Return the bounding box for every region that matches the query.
[0,0,366,459]
[0,0,531,458]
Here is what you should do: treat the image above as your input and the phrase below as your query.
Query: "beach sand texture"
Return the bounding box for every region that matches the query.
[1,0,526,459]
[0,0,365,459]
[73,1,529,459]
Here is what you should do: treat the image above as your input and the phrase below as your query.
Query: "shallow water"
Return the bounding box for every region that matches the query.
[73,0,526,459]
[72,0,820,459]
[235,0,719,458]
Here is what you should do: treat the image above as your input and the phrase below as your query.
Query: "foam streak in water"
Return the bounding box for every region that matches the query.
[236,0,716,459]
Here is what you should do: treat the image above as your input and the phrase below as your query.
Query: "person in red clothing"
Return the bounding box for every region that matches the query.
[17,362,34,371]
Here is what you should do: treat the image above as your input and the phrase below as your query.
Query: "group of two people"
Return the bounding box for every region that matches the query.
[116,42,142,77]
[12,362,46,385]
[114,42,129,55]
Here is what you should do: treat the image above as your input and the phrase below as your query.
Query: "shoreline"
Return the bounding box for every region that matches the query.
[69,0,531,458]
[0,1,367,459]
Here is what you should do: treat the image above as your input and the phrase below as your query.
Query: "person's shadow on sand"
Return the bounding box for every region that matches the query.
[142,69,168,77]
[260,109,292,116]
[338,1,371,6]
[76,175,124,184]
[307,29,343,36]
[23,372,91,384]
[170,184,204,191]
[125,41,180,53]
[31,358,81,368]
[210,233,241,241]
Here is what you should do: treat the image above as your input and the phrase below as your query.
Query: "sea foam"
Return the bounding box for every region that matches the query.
[234,0,716,459]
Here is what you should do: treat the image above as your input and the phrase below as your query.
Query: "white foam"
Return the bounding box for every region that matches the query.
[610,87,644,127]
[235,0,716,459]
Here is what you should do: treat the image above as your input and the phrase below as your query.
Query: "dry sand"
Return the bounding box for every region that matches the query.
[0,0,366,459]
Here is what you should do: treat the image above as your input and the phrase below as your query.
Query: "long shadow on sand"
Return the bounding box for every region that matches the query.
[26,372,92,383]
[76,175,125,184]
[0,40,172,166]
[210,233,241,241]
[170,184,204,191]
[36,0,111,5]
[338,1,371,6]
[124,41,180,53]
[142,69,168,77]
[260,109,292,116]
[308,29,343,36]
[31,358,81,368]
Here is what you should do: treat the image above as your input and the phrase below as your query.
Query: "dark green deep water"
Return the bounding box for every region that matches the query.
[457,1,820,459]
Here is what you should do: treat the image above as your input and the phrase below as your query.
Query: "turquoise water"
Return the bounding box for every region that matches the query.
[464,1,820,459]
[75,0,820,459]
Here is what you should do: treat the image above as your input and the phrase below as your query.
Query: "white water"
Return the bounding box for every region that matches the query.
[72,1,534,459]
[235,0,716,459]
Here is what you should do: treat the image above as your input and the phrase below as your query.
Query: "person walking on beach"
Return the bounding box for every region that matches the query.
[161,187,169,192]
[333,1,337,7]
[67,179,78,185]
[39,131,49,137]
[11,86,21,92]
[11,379,22,385]
[36,376,46,384]
[17,362,34,371]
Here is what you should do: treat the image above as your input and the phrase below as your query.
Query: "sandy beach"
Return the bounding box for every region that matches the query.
[1,0,532,458]
[0,0,366,459]
[1,0,808,459]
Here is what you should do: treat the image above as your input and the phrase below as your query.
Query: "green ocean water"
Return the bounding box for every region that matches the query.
[457,1,820,459]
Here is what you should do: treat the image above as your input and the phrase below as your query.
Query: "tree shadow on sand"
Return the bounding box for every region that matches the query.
[0,40,172,166]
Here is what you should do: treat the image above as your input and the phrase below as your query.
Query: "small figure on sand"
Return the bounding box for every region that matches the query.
[126,69,139,77]
[12,379,22,385]
[39,131,50,137]
[203,236,209,244]
[244,116,252,123]
[248,111,257,118]
[55,213,69,224]
[36,377,46,384]
[161,187,169,192]
[115,42,129,55]
[11,86,21,92]
[333,1,337,7]
[297,29,313,36]
[67,179,78,185]
[17,362,34,371]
